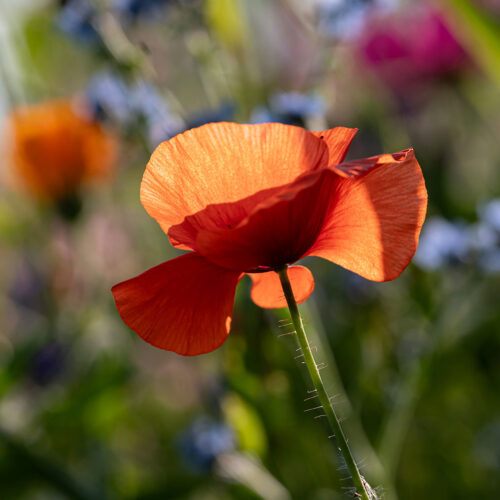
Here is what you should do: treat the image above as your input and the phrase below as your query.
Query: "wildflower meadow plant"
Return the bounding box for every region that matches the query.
[112,121,427,498]
[2,0,498,497]
[355,3,469,93]
[86,72,184,147]
[251,92,324,127]
[7,99,117,219]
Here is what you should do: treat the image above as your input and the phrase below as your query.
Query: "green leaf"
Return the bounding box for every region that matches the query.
[446,0,500,87]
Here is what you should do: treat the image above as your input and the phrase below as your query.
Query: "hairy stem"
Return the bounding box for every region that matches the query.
[303,298,397,499]
[277,266,375,500]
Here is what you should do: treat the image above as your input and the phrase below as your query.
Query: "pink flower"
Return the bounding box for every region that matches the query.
[356,4,470,92]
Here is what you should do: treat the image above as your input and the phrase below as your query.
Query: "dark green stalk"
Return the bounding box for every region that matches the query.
[277,266,375,500]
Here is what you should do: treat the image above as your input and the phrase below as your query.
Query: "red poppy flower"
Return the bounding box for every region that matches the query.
[112,123,427,356]
[7,99,116,202]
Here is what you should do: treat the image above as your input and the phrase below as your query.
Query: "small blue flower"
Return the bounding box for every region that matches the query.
[468,222,498,253]
[269,92,324,119]
[177,417,235,472]
[478,249,500,273]
[473,199,500,273]
[478,198,500,233]
[316,0,371,40]
[130,81,184,145]
[112,0,172,21]
[130,81,171,122]
[414,217,470,271]
[86,71,132,123]
[414,202,500,273]
[249,106,277,124]
[186,102,236,130]
[250,92,324,126]
[56,0,100,44]
[85,73,184,146]
[316,0,396,41]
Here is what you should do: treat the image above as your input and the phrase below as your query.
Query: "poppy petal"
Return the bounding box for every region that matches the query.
[306,149,427,281]
[111,252,242,356]
[195,168,336,271]
[168,184,285,251]
[141,122,328,250]
[249,266,315,309]
[311,127,358,165]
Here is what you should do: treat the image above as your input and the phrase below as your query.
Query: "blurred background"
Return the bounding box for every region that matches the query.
[0,0,499,498]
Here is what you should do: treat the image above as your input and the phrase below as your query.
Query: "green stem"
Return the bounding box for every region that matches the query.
[277,266,374,500]
[303,299,397,499]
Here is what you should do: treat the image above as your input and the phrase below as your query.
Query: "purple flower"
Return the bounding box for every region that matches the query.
[30,342,66,386]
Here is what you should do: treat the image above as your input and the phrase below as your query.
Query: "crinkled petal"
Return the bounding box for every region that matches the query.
[195,167,336,271]
[311,127,358,165]
[168,184,284,251]
[306,149,427,281]
[249,266,314,309]
[111,252,242,356]
[141,122,329,249]
[168,126,357,250]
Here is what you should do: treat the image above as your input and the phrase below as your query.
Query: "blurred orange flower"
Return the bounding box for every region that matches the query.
[7,99,117,203]
[112,123,427,356]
